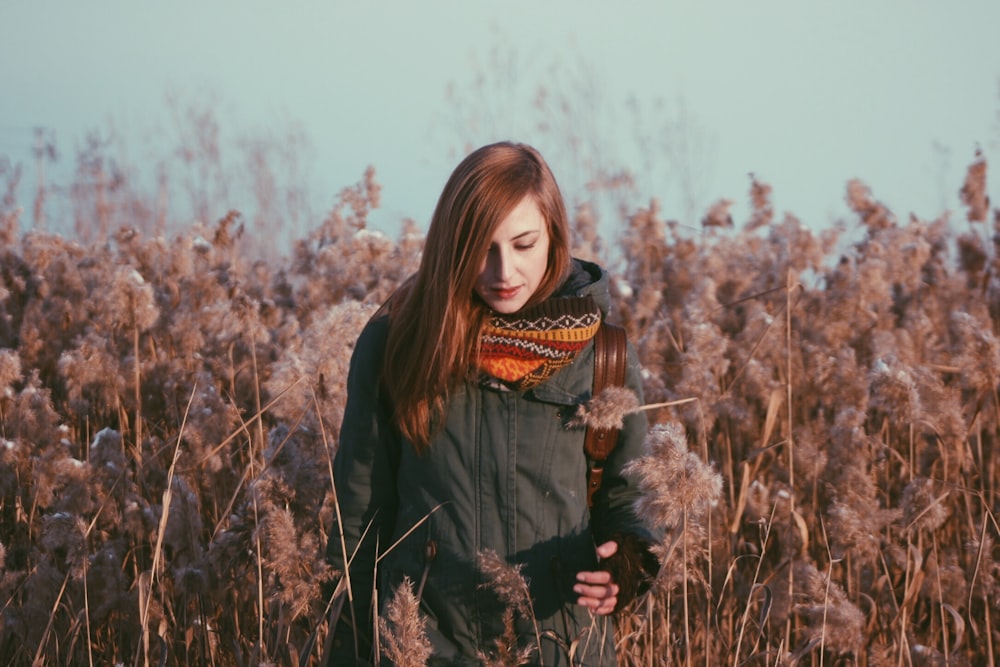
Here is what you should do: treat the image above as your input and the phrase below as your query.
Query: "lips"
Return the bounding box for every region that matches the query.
[492,286,521,300]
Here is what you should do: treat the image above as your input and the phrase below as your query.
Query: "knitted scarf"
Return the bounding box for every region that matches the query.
[477,296,602,390]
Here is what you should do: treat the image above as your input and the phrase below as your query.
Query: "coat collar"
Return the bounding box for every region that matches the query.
[523,258,610,404]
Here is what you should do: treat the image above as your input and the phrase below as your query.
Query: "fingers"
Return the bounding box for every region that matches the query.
[574,581,618,600]
[576,569,613,585]
[573,580,619,615]
[595,540,619,560]
[572,541,622,615]
[592,596,618,616]
[583,595,618,615]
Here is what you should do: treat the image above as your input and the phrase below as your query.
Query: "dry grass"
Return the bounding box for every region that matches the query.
[0,145,997,665]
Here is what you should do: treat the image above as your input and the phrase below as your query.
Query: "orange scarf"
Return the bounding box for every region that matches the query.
[477,296,601,390]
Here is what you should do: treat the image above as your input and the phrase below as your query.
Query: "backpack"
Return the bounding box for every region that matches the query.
[584,322,628,508]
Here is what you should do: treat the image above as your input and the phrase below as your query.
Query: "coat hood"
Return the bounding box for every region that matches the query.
[555,257,611,317]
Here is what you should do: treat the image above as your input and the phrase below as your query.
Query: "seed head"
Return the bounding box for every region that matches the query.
[477,548,532,619]
[623,422,722,529]
[569,386,641,431]
[379,576,432,667]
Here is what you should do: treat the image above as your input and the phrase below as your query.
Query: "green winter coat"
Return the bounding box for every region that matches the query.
[327,259,654,666]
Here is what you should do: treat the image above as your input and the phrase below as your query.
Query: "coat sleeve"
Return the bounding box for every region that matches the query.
[325,315,401,663]
[588,338,663,605]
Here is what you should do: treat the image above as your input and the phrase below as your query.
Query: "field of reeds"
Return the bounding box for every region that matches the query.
[0,140,997,666]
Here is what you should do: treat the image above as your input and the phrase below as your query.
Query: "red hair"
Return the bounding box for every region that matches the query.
[383,142,571,451]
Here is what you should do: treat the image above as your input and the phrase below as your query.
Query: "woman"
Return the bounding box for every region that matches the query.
[327,142,657,666]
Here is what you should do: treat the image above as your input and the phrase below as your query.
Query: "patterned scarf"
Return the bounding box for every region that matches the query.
[477,296,602,390]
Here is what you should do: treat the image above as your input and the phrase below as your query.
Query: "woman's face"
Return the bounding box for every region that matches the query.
[474,195,551,314]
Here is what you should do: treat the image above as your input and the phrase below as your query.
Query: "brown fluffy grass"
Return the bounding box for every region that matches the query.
[0,139,997,665]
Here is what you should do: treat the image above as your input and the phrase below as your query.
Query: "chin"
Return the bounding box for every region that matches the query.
[487,300,526,314]
[476,289,531,314]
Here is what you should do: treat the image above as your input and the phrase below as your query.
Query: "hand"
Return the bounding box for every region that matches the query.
[573,540,619,615]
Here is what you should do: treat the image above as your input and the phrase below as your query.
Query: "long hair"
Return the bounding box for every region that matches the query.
[383,141,572,451]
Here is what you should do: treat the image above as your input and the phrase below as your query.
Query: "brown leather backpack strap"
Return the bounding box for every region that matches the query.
[585,322,628,508]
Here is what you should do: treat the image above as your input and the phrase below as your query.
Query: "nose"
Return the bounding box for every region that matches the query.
[490,248,514,282]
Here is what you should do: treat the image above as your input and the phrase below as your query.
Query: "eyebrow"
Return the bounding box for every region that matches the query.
[509,229,541,242]
[489,228,542,248]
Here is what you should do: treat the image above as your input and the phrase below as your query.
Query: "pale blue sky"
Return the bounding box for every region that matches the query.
[2,0,998,240]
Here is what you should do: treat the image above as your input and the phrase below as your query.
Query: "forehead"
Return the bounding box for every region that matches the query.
[492,196,546,238]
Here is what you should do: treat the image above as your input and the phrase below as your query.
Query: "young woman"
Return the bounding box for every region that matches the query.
[326,142,657,666]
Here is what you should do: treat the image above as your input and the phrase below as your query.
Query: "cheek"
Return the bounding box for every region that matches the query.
[533,257,548,280]
[532,246,551,280]
[472,273,487,298]
[474,258,490,283]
